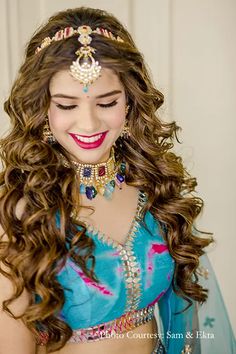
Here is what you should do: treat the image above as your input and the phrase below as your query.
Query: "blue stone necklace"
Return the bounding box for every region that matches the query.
[60,149,126,200]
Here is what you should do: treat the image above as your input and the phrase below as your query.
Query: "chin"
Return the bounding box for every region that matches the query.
[69,149,112,164]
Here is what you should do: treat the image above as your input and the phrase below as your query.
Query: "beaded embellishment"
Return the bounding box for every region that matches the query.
[35,26,124,54]
[36,191,149,346]
[35,25,124,92]
[70,26,101,92]
[60,150,126,200]
[36,304,155,345]
[68,305,155,343]
[82,190,147,312]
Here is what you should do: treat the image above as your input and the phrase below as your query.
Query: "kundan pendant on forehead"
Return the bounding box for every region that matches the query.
[35,25,124,92]
[70,26,101,92]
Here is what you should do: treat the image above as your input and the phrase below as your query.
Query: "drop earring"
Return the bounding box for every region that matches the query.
[120,105,130,139]
[42,117,56,144]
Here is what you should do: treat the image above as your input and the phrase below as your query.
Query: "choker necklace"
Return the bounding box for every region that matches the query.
[60,150,126,200]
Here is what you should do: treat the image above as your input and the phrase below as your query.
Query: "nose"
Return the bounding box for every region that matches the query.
[75,105,101,134]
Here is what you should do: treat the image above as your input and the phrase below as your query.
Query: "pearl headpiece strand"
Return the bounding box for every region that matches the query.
[35,25,124,92]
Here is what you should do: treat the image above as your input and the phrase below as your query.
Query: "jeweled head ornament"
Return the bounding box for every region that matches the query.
[35,25,124,92]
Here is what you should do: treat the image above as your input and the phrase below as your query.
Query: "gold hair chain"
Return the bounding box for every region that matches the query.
[36,25,124,92]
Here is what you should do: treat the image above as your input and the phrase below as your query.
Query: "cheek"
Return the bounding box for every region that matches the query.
[48,107,70,131]
[105,107,126,130]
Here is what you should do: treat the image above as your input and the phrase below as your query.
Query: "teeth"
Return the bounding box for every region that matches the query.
[75,133,103,143]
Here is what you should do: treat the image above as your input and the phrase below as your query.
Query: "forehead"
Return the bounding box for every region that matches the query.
[49,68,124,96]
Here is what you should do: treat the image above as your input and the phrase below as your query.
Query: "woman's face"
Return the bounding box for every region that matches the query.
[48,68,127,164]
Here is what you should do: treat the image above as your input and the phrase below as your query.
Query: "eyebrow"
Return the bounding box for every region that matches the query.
[51,90,122,100]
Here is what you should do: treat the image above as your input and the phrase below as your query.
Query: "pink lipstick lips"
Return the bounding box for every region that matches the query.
[69,131,108,149]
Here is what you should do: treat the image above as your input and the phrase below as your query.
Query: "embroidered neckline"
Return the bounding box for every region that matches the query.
[83,190,147,249]
[73,190,147,313]
[82,190,147,312]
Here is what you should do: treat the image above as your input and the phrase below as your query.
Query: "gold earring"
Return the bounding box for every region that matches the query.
[125,104,130,116]
[42,117,56,144]
[120,121,130,139]
[120,105,131,139]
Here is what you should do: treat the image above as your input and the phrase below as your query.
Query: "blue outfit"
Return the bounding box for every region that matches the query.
[53,191,235,353]
[56,191,175,329]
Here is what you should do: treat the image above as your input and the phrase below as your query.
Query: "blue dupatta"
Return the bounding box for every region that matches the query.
[157,254,235,353]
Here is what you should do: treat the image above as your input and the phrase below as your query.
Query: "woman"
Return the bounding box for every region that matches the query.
[0,7,234,354]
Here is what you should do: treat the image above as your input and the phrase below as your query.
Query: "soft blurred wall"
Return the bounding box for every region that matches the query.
[0,0,235,331]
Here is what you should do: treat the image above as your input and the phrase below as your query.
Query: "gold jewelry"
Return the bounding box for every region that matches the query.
[120,121,130,139]
[70,26,101,92]
[35,25,124,92]
[125,104,130,116]
[42,117,56,144]
[120,105,130,139]
[60,149,126,200]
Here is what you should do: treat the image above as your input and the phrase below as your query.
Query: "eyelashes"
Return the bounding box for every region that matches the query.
[55,100,118,110]
[56,104,77,110]
[98,100,118,108]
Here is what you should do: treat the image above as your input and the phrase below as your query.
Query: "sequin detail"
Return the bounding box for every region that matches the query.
[68,304,155,343]
[85,190,147,312]
[120,191,146,311]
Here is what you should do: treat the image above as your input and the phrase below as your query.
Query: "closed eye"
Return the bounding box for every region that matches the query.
[55,100,118,110]
[98,100,118,108]
[56,104,77,110]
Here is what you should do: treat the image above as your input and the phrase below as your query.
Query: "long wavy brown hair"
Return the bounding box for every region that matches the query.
[0,6,213,352]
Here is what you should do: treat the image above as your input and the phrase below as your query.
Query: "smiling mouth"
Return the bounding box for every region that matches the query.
[74,133,103,143]
[69,131,108,149]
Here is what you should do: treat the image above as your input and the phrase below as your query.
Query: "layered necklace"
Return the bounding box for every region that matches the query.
[60,149,126,200]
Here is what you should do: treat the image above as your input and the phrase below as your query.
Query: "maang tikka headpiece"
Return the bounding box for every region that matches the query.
[35,25,124,92]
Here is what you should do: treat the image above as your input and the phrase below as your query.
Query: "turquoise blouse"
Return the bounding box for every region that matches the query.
[56,191,175,330]
[53,191,235,353]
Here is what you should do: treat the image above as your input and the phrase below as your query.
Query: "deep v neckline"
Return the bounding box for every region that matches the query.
[81,190,147,249]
